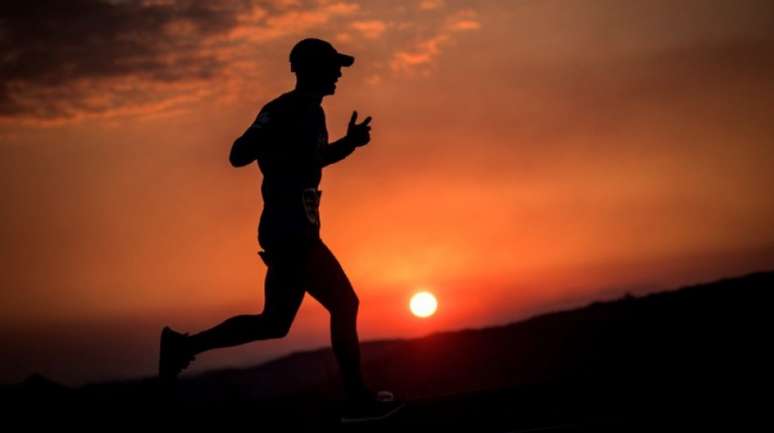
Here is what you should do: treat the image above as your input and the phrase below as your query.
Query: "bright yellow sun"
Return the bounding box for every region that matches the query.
[409,291,438,318]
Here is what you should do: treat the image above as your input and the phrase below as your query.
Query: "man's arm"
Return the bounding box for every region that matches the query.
[320,136,356,167]
[229,111,274,167]
[320,111,371,167]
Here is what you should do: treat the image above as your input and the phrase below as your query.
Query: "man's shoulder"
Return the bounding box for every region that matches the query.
[250,92,297,130]
[261,91,300,116]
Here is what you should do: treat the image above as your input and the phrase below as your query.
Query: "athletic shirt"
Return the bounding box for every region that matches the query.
[250,91,329,250]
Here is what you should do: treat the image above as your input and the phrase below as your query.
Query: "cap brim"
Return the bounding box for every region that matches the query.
[337,53,355,67]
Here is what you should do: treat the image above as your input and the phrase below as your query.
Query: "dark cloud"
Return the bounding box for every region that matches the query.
[0,0,478,121]
[0,0,247,119]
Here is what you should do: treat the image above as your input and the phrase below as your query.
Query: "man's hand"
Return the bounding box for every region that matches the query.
[346,110,372,147]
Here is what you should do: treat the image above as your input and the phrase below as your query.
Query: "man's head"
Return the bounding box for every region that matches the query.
[290,38,354,96]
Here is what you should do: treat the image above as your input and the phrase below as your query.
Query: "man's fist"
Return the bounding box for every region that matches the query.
[346,110,372,147]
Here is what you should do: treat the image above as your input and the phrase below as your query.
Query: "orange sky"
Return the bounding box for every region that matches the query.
[1,0,774,384]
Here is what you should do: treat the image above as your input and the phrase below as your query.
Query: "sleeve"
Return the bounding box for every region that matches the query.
[229,108,278,167]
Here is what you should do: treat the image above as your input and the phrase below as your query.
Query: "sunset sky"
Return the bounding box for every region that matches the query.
[2,0,773,385]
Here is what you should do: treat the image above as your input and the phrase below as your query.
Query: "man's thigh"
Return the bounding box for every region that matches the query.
[262,247,308,324]
[303,239,358,313]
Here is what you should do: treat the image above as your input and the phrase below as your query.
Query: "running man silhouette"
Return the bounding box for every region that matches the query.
[159,38,403,422]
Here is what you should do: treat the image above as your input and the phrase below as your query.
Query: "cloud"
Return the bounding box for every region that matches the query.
[391,35,449,71]
[0,0,242,121]
[227,1,359,43]
[0,0,482,122]
[390,8,480,72]
[0,0,360,122]
[418,0,444,11]
[445,8,480,31]
[350,19,387,39]
[448,20,480,31]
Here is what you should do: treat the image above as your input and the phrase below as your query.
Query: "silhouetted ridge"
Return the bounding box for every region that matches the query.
[3,271,769,429]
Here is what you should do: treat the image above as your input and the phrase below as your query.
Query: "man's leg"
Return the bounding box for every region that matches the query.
[304,239,369,400]
[159,246,309,382]
[186,251,306,355]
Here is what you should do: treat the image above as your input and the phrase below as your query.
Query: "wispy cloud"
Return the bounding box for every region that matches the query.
[350,19,387,39]
[418,0,444,11]
[0,0,243,122]
[227,1,359,43]
[0,0,482,123]
[0,0,361,123]
[391,35,449,71]
[390,8,480,72]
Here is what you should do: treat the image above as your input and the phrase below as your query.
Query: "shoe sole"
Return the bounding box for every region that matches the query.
[340,402,406,424]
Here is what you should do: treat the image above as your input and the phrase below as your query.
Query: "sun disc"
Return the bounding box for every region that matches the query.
[410,291,438,318]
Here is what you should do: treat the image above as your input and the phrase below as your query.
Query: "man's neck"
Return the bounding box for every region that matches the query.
[293,86,324,104]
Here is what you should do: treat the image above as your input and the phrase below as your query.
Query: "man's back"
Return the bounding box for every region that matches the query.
[254,91,327,203]
[249,90,328,251]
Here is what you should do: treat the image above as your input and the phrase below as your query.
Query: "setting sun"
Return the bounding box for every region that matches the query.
[410,291,438,318]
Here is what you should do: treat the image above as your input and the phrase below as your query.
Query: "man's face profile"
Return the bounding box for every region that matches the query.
[295,60,343,96]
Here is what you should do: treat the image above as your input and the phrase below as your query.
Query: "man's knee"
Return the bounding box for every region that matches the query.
[264,316,293,338]
[337,292,359,317]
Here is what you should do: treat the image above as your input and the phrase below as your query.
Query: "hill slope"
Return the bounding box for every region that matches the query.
[3,271,770,429]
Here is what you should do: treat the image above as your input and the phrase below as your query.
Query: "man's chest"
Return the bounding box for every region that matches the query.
[284,108,328,151]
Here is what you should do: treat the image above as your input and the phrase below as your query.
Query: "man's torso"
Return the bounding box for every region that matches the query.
[253,91,328,250]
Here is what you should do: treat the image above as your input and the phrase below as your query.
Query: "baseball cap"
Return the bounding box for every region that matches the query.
[289,38,355,71]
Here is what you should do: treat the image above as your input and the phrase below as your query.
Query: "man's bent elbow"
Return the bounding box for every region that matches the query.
[229,138,254,167]
[229,155,242,167]
[229,154,254,168]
